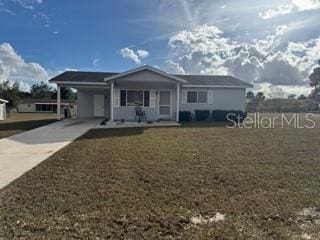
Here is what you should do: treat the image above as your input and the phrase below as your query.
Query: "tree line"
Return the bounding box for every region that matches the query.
[0,81,75,109]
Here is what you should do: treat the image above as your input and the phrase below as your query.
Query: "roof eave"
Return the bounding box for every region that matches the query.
[182,84,253,88]
[50,81,107,86]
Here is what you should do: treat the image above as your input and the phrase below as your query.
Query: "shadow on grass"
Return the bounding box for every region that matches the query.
[0,119,57,131]
[81,128,145,139]
[81,122,233,140]
[180,121,232,128]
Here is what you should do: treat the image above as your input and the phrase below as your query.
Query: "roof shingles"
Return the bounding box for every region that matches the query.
[49,70,252,87]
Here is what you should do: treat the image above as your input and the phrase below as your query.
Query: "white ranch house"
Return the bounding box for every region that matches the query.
[49,65,253,121]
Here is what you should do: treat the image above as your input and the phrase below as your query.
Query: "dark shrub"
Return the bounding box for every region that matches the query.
[179,111,192,122]
[195,110,210,121]
[212,110,247,123]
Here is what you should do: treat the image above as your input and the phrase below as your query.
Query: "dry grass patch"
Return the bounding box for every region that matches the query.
[0,113,57,138]
[1,121,320,239]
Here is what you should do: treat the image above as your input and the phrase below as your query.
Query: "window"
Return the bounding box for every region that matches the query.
[144,91,150,107]
[120,90,127,106]
[187,91,208,104]
[198,91,208,103]
[187,91,197,103]
[36,104,41,112]
[120,90,150,107]
[36,104,55,112]
[127,90,143,106]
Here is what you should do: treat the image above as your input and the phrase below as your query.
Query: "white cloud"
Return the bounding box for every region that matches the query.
[11,0,43,10]
[137,49,149,59]
[92,58,100,66]
[259,0,320,19]
[0,42,49,90]
[165,24,318,97]
[120,47,149,64]
[165,60,185,74]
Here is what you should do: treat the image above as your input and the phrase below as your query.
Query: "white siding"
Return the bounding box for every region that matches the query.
[180,87,246,112]
[18,103,35,113]
[77,89,110,118]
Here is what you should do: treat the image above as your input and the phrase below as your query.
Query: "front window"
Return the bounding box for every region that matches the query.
[187,91,208,104]
[120,90,150,107]
[127,90,143,106]
[198,91,208,103]
[187,91,197,103]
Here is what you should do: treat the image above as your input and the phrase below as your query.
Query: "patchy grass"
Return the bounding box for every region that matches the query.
[1,121,320,239]
[0,113,57,138]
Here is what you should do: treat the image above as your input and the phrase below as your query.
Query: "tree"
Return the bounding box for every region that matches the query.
[298,94,307,100]
[246,91,254,99]
[52,87,76,100]
[310,66,320,90]
[0,81,22,108]
[30,82,53,99]
[256,92,265,100]
[309,63,320,101]
[267,86,285,99]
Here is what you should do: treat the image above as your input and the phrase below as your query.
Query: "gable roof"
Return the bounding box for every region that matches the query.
[103,65,188,83]
[49,66,253,88]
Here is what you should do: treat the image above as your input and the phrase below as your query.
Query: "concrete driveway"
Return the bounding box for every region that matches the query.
[0,119,100,189]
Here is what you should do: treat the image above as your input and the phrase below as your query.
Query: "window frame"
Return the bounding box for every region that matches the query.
[120,89,151,107]
[187,90,208,104]
[35,104,55,112]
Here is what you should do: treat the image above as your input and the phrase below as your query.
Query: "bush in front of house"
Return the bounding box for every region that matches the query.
[212,110,247,123]
[195,110,210,121]
[179,111,192,122]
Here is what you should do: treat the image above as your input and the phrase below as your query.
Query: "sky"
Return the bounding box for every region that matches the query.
[0,0,320,97]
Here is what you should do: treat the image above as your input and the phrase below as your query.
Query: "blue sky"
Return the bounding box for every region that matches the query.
[1,0,320,97]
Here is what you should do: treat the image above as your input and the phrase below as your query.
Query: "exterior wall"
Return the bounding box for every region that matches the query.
[18,103,36,113]
[180,87,246,113]
[77,89,110,118]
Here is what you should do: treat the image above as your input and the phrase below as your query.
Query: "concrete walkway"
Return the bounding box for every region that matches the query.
[0,119,100,189]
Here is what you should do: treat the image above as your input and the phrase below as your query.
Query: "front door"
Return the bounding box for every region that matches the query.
[94,95,105,117]
[158,90,171,119]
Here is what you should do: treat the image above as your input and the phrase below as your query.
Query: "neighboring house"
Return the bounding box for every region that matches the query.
[49,65,253,121]
[0,99,9,120]
[18,99,76,114]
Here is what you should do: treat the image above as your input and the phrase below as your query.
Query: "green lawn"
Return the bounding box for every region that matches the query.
[1,122,320,239]
[0,113,57,138]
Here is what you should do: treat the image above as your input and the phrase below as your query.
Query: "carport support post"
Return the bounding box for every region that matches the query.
[110,80,114,121]
[57,85,61,120]
[176,83,180,122]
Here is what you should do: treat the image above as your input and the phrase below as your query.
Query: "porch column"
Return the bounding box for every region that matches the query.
[57,85,61,120]
[176,83,180,122]
[110,80,114,121]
